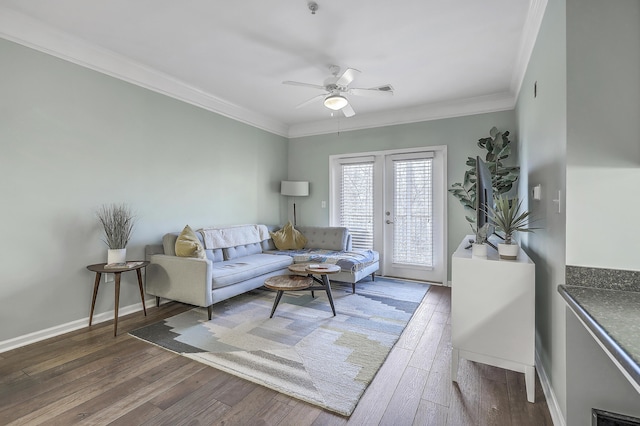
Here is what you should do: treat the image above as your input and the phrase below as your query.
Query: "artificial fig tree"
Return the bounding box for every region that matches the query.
[449,127,520,218]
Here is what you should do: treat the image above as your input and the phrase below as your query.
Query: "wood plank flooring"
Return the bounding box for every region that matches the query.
[0,285,554,425]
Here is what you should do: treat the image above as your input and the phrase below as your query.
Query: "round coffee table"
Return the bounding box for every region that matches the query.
[288,263,341,316]
[264,275,313,318]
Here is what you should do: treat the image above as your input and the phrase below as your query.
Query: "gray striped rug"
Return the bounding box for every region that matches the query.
[130,278,429,416]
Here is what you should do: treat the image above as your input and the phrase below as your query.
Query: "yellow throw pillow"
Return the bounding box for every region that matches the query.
[270,222,307,250]
[175,225,206,259]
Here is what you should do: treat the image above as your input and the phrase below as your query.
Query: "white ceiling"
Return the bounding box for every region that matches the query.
[0,0,546,137]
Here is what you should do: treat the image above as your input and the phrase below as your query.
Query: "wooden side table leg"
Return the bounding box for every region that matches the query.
[89,272,101,326]
[321,275,336,316]
[113,272,121,337]
[136,268,147,316]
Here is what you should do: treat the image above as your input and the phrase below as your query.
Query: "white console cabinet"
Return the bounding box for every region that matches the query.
[451,236,536,402]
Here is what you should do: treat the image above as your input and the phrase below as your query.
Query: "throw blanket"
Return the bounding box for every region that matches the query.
[265,248,378,272]
[199,225,270,249]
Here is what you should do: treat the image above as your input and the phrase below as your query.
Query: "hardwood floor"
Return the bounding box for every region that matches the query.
[0,285,554,425]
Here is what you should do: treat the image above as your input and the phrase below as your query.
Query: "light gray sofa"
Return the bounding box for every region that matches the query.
[265,225,379,292]
[145,224,379,319]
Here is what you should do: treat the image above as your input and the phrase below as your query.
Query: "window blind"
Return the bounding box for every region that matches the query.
[392,158,433,266]
[339,161,374,250]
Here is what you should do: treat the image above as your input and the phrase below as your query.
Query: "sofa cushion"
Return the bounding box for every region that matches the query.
[162,233,178,256]
[175,225,206,259]
[296,226,349,251]
[223,243,263,260]
[270,222,307,250]
[163,232,222,262]
[211,253,292,289]
[264,248,378,272]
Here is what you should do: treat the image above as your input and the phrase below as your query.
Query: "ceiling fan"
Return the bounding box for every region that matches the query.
[282,65,394,117]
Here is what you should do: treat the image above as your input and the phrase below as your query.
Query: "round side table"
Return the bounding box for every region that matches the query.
[86,261,149,336]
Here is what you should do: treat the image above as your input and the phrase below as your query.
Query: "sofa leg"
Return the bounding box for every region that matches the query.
[156,296,160,307]
[371,272,375,281]
[352,283,355,294]
[207,305,213,321]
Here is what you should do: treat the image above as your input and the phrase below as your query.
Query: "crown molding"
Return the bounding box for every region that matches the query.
[287,92,516,139]
[0,7,289,138]
[510,0,549,97]
[0,6,540,140]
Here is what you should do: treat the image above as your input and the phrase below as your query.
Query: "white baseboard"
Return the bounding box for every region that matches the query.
[536,347,566,426]
[0,298,155,353]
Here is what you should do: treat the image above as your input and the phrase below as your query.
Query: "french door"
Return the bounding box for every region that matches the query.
[330,147,446,284]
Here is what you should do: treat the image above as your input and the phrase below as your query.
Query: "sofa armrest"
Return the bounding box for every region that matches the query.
[146,254,213,307]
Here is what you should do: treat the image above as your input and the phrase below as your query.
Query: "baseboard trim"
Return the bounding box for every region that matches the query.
[0,298,155,353]
[536,347,566,426]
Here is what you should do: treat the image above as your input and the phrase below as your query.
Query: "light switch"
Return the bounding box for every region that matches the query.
[321,201,326,209]
[532,185,542,200]
[552,190,562,213]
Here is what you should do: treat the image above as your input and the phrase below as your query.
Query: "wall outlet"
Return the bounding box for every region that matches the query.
[105,273,114,283]
[321,201,326,209]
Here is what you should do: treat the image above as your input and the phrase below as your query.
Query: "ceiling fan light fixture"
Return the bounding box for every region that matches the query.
[324,94,348,110]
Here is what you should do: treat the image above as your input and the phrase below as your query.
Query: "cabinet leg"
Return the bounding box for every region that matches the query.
[451,348,459,382]
[525,365,535,403]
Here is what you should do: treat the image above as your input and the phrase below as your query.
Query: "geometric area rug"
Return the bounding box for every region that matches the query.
[130,278,429,416]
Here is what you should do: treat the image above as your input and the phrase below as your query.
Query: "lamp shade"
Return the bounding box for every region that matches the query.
[281,181,309,197]
[324,94,348,111]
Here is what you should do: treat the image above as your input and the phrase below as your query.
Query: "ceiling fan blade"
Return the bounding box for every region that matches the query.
[282,81,326,90]
[341,103,356,117]
[335,68,360,86]
[295,94,325,109]
[349,84,394,96]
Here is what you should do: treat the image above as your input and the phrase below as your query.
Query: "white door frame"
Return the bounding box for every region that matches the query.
[329,145,447,284]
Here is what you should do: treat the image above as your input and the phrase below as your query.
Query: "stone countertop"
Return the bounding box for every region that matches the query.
[559,269,640,389]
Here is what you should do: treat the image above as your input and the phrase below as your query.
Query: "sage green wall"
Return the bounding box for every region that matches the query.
[515,0,568,419]
[566,0,640,269]
[0,38,288,343]
[288,110,517,282]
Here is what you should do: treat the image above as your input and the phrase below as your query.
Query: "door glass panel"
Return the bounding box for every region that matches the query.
[339,162,374,249]
[392,158,433,266]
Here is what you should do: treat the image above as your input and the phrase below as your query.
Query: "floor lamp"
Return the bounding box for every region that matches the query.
[281,181,309,226]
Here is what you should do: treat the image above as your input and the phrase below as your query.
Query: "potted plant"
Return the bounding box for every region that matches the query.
[470,222,489,258]
[488,195,535,260]
[96,203,136,264]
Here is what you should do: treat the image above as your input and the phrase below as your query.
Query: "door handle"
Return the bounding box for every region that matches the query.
[386,219,394,224]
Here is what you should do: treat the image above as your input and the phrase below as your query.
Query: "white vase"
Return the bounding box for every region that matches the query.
[498,243,519,260]
[107,248,127,264]
[471,243,488,259]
